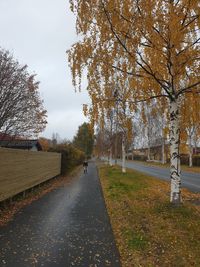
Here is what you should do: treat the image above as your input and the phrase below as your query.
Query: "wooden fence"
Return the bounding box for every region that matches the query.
[0,147,61,202]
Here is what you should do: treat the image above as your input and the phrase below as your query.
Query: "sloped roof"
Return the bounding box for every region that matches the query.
[0,139,42,150]
[0,133,13,141]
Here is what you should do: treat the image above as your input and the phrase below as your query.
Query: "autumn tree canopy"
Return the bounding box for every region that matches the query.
[69,0,199,103]
[68,0,200,204]
[73,122,94,157]
[0,49,47,139]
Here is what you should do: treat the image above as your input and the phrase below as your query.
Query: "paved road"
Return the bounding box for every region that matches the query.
[116,160,200,192]
[0,162,121,267]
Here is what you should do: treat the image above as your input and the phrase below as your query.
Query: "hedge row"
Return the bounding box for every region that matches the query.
[49,144,85,175]
[180,155,200,167]
[131,155,148,161]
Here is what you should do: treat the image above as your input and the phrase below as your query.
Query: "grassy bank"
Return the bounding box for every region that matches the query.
[99,165,200,267]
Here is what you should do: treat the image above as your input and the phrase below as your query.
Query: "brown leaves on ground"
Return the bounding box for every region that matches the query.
[98,165,200,267]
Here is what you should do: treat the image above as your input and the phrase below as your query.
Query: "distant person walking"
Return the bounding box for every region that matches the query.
[83,160,88,174]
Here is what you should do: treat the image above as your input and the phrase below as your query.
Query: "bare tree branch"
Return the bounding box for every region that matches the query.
[0,49,47,138]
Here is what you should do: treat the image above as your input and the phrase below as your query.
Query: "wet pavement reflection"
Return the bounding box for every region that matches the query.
[0,161,121,267]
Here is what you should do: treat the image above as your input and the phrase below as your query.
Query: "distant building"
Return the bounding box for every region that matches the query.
[128,139,170,162]
[194,147,200,155]
[0,133,13,141]
[0,139,42,151]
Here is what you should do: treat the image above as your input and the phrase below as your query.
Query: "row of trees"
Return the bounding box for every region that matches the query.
[0,48,47,139]
[68,0,200,204]
[94,100,200,166]
[73,122,94,158]
[39,123,94,174]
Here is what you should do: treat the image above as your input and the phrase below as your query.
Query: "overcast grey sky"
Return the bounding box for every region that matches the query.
[0,0,90,141]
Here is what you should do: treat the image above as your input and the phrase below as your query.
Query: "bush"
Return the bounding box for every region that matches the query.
[192,155,200,167]
[180,155,189,166]
[49,143,85,175]
[180,155,200,166]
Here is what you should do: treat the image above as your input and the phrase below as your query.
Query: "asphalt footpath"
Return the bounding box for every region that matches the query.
[0,161,121,267]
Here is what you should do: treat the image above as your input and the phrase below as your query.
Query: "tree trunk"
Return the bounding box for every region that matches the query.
[114,133,118,165]
[122,134,126,173]
[188,135,193,167]
[162,137,165,164]
[169,99,181,204]
[109,148,113,166]
[189,152,193,167]
[147,123,151,161]
[147,144,151,161]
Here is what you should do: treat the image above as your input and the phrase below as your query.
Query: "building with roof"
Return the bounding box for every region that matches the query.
[0,139,42,151]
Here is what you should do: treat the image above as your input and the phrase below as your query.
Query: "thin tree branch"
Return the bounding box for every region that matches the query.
[95,93,169,105]
[136,52,172,97]
[101,0,134,58]
[113,8,132,24]
[177,81,200,96]
[111,64,143,78]
[177,37,200,56]
[181,15,199,31]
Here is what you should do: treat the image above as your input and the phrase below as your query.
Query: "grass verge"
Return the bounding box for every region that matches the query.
[98,164,200,267]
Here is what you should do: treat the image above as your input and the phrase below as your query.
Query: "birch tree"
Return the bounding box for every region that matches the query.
[68,0,200,204]
[141,100,168,163]
[181,92,200,167]
[117,93,133,173]
[106,109,115,166]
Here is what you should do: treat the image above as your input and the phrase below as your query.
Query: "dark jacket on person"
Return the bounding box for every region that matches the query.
[83,161,88,167]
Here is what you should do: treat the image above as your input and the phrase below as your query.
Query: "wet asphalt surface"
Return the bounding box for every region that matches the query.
[115,160,200,193]
[0,162,121,267]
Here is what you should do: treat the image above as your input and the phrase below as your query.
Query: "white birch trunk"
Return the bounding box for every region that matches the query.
[161,138,165,164]
[147,121,151,161]
[109,148,113,166]
[122,134,126,173]
[189,152,193,167]
[169,99,181,204]
[188,135,193,167]
[114,135,118,165]
[147,145,151,161]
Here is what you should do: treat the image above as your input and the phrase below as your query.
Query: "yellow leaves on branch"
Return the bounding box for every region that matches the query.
[82,104,88,117]
[68,0,200,129]
[180,91,200,135]
[125,117,133,142]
